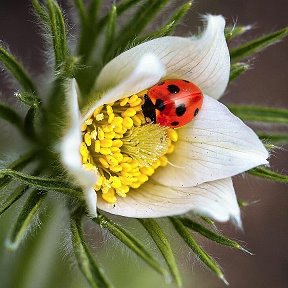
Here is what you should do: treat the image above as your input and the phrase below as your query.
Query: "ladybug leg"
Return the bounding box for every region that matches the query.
[142,94,156,124]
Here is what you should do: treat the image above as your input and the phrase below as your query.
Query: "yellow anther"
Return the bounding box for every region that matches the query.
[106,105,113,115]
[93,107,102,117]
[81,123,87,131]
[121,162,132,171]
[116,185,129,196]
[104,131,116,139]
[112,117,123,126]
[108,113,115,124]
[95,140,101,152]
[123,117,134,129]
[91,130,97,139]
[99,157,109,169]
[102,188,117,204]
[114,125,124,134]
[120,97,129,106]
[98,128,105,140]
[95,113,104,121]
[110,165,122,172]
[152,159,161,169]
[100,139,113,147]
[160,156,168,167]
[102,125,113,133]
[167,128,178,142]
[130,182,141,189]
[167,144,175,154]
[110,147,120,153]
[140,166,155,176]
[80,142,89,159]
[132,115,142,126]
[84,133,92,146]
[129,94,138,103]
[138,174,149,183]
[110,177,122,189]
[106,155,118,166]
[85,118,93,125]
[96,176,104,187]
[122,108,137,117]
[130,98,142,107]
[100,148,111,155]
[113,152,123,162]
[112,139,123,148]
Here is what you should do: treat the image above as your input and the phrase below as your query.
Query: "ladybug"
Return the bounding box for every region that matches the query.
[141,79,203,128]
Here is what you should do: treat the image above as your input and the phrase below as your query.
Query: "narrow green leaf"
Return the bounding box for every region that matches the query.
[139,219,182,287]
[0,185,29,216]
[230,27,288,62]
[136,1,192,44]
[0,169,81,198]
[179,218,248,253]
[0,103,23,130]
[225,25,252,41]
[6,190,46,250]
[170,218,228,285]
[0,151,36,190]
[46,0,69,67]
[32,0,49,21]
[24,107,37,140]
[229,62,249,82]
[249,167,288,184]
[228,105,288,124]
[74,0,88,24]
[0,46,37,94]
[88,0,101,24]
[102,5,117,62]
[258,132,288,145]
[113,0,170,55]
[71,218,112,288]
[93,214,166,276]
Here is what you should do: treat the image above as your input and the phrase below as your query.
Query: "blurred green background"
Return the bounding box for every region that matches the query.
[0,1,287,287]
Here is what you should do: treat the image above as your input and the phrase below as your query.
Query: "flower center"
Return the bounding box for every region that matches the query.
[80,92,178,204]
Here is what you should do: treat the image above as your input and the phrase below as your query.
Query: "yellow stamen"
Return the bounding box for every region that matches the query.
[80,93,178,204]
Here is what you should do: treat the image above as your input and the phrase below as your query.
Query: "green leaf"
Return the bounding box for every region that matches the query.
[228,105,288,124]
[229,62,249,82]
[249,167,288,184]
[0,169,82,198]
[32,0,49,22]
[225,25,252,41]
[179,218,249,253]
[46,0,69,67]
[230,27,288,62]
[24,107,37,140]
[257,132,288,145]
[93,214,166,276]
[139,219,182,287]
[170,218,228,285]
[0,46,38,95]
[0,103,23,130]
[137,1,192,44]
[88,0,101,25]
[113,0,170,56]
[102,5,117,62]
[0,151,36,190]
[6,190,46,250]
[71,217,112,288]
[0,184,29,216]
[74,0,88,24]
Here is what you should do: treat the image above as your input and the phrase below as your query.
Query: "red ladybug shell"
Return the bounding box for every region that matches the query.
[142,79,203,128]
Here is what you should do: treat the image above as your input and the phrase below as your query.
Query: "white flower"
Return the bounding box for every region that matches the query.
[60,15,268,224]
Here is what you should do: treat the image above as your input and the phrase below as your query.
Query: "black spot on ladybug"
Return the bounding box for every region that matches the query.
[194,108,199,117]
[155,99,165,111]
[171,121,179,127]
[142,94,156,123]
[182,80,190,83]
[176,104,186,117]
[167,84,180,94]
[157,81,164,85]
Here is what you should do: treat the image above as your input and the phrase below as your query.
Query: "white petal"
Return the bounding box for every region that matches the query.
[82,54,165,120]
[153,95,269,187]
[59,79,97,215]
[93,14,229,101]
[83,188,97,217]
[97,178,240,223]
